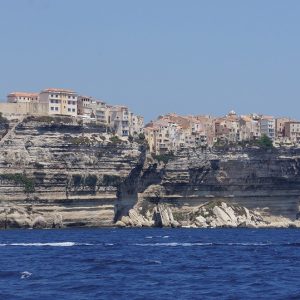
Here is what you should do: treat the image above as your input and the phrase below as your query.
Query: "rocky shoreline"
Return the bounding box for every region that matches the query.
[1,200,299,229]
[115,200,300,229]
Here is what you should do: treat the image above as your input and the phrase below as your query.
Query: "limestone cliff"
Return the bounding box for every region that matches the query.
[1,116,300,228]
[0,116,145,228]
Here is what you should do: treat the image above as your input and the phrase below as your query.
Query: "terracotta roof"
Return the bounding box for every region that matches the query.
[261,115,274,120]
[8,92,38,97]
[41,88,76,94]
[240,116,252,122]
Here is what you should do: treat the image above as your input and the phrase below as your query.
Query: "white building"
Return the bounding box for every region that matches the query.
[260,117,275,140]
[108,106,130,136]
[7,92,39,103]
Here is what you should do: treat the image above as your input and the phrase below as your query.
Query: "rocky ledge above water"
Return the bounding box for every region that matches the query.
[116,200,300,229]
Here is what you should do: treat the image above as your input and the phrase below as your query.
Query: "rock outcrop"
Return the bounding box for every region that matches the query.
[115,201,262,228]
[115,200,300,228]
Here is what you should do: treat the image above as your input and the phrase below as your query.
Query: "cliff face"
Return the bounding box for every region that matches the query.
[116,148,300,228]
[150,148,300,218]
[0,116,144,228]
[1,117,300,228]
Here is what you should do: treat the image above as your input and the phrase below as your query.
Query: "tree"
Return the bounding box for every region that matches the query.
[257,134,273,148]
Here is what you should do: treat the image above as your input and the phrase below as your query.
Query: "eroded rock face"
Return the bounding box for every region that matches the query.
[1,117,300,228]
[0,117,145,228]
[0,205,63,229]
[115,200,300,228]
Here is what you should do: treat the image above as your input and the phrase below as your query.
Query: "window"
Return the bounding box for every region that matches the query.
[72,108,75,112]
[68,108,71,112]
[68,101,71,105]
[55,107,58,111]
[73,101,76,105]
[51,107,54,111]
[56,95,58,98]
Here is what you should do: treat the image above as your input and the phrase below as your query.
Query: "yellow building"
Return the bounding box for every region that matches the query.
[39,88,78,117]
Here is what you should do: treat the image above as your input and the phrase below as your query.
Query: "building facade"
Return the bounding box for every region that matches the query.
[284,122,300,143]
[260,117,275,140]
[39,88,78,116]
[7,92,39,103]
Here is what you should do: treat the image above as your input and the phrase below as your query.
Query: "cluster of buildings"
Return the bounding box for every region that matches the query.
[2,89,300,154]
[2,88,144,137]
[144,111,300,154]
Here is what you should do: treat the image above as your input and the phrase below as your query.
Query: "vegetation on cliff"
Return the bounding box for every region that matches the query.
[214,134,274,150]
[0,173,35,193]
[152,151,175,164]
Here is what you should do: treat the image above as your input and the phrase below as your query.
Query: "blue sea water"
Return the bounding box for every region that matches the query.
[0,228,300,300]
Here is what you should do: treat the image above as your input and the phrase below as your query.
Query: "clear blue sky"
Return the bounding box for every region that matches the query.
[1,0,300,121]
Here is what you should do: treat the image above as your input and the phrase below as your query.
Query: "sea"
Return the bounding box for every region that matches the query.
[0,228,300,300]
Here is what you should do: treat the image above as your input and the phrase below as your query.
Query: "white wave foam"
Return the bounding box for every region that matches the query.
[11,242,76,247]
[0,242,95,247]
[222,242,271,246]
[20,271,32,279]
[135,242,212,247]
[145,259,162,264]
[145,235,170,239]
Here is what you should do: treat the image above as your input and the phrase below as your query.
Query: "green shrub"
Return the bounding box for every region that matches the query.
[68,136,91,145]
[0,173,35,193]
[152,151,175,164]
[109,135,122,144]
[257,134,273,148]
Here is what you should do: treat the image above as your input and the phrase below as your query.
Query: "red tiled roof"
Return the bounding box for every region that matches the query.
[8,92,38,97]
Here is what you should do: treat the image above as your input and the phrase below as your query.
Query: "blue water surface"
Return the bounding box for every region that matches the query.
[0,228,300,299]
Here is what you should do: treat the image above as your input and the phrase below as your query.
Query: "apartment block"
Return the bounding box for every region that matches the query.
[284,122,300,143]
[275,117,293,138]
[260,117,275,140]
[39,88,78,117]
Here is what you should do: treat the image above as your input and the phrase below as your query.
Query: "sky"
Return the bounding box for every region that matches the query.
[1,0,300,122]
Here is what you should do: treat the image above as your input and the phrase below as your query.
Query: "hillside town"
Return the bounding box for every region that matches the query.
[1,88,300,154]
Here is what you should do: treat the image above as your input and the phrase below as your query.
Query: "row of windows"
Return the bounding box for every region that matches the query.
[50,100,76,104]
[50,94,76,99]
[17,97,37,100]
[68,108,76,112]
[50,107,59,111]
